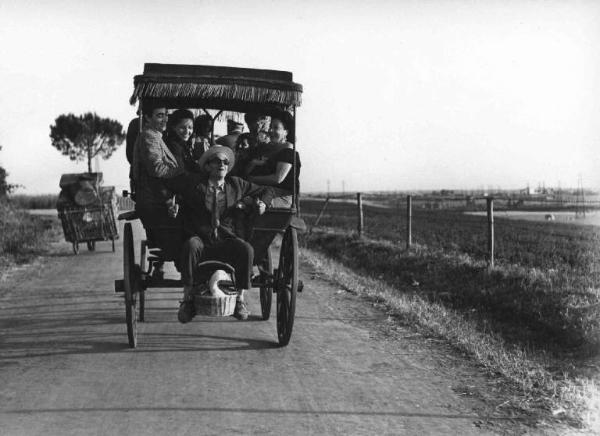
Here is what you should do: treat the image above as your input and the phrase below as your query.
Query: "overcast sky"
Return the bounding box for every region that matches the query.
[0,0,598,194]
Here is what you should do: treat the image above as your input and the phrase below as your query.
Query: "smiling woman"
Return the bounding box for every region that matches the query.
[164,109,203,173]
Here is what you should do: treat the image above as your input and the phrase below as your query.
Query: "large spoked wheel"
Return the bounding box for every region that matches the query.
[259,246,274,321]
[276,227,298,347]
[123,223,138,348]
[138,241,147,323]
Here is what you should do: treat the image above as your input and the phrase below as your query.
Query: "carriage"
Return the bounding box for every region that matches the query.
[114,63,304,348]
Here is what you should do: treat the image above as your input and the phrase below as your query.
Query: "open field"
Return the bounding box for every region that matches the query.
[466,210,600,227]
[8,194,58,210]
[302,198,600,273]
[300,197,600,428]
[299,198,600,354]
[0,202,60,268]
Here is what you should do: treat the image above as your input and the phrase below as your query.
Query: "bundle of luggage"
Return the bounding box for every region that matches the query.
[57,172,119,247]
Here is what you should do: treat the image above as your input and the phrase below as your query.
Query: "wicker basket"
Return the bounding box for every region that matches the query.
[194,294,237,317]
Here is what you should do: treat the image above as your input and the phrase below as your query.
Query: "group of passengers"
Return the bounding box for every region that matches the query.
[129,103,301,324]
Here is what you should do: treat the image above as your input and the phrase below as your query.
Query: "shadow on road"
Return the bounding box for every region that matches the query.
[0,405,528,422]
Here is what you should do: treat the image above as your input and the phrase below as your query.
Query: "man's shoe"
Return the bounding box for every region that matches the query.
[233,300,249,320]
[178,299,195,324]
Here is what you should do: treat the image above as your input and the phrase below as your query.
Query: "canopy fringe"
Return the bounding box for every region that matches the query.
[130,82,302,106]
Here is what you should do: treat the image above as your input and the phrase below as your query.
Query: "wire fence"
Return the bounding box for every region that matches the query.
[301,194,600,273]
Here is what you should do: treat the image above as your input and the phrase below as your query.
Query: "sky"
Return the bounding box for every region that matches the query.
[0,0,598,195]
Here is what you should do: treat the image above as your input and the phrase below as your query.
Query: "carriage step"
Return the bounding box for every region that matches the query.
[146,278,182,288]
[114,279,125,293]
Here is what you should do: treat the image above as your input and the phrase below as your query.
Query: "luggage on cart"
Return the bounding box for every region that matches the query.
[57,172,119,254]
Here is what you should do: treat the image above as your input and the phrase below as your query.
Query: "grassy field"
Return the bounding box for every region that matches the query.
[301,198,600,346]
[303,198,600,273]
[0,201,60,268]
[300,197,600,427]
[8,194,59,210]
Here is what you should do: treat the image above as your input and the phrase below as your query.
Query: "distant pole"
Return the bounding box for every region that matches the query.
[406,195,412,249]
[357,192,364,237]
[327,179,330,197]
[342,180,345,196]
[487,197,494,267]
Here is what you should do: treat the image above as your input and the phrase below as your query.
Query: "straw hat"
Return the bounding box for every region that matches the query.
[197,146,236,173]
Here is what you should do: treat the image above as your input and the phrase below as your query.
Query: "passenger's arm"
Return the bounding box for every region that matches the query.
[139,132,183,179]
[243,157,267,176]
[248,162,291,186]
[235,178,276,209]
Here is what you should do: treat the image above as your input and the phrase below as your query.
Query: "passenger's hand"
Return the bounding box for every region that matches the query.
[255,199,266,215]
[166,197,179,218]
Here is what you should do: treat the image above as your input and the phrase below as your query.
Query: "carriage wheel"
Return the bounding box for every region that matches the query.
[123,223,138,348]
[276,227,298,346]
[72,242,79,255]
[87,241,96,251]
[259,246,274,320]
[138,241,147,322]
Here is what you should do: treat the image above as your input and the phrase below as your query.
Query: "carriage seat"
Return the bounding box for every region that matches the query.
[118,210,139,221]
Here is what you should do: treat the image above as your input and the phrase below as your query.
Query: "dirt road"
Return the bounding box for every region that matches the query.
[0,221,542,435]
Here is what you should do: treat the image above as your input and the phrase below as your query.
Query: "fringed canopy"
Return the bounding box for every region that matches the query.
[130,63,302,111]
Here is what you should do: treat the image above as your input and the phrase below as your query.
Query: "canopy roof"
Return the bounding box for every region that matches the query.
[130,63,303,112]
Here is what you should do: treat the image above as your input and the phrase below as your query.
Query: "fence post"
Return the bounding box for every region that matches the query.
[406,195,412,249]
[486,197,494,267]
[357,192,364,237]
[312,196,330,229]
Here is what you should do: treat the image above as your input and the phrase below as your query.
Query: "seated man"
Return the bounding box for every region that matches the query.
[176,146,274,323]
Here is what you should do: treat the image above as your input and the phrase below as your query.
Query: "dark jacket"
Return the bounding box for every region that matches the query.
[174,174,275,243]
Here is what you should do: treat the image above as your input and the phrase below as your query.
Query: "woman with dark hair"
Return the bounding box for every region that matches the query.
[245,111,300,208]
[164,109,202,172]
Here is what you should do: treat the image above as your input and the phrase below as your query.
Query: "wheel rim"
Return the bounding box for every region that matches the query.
[276,228,298,346]
[123,223,137,348]
[259,246,273,320]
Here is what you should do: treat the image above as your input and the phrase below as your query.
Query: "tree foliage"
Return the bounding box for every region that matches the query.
[0,146,19,198]
[49,112,125,173]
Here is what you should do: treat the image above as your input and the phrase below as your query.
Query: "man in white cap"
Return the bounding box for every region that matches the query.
[175,146,274,323]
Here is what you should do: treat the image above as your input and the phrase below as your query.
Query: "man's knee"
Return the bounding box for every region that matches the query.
[241,240,254,260]
[183,236,205,257]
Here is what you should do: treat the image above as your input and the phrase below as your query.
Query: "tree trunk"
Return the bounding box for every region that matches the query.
[87,141,92,173]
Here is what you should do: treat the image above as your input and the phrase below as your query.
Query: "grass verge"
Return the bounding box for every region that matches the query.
[0,202,60,270]
[305,231,600,351]
[302,229,600,431]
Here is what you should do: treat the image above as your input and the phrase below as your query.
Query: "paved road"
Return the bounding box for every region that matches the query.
[0,221,534,435]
